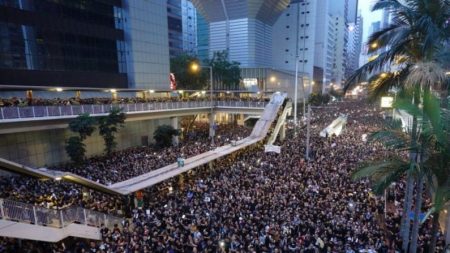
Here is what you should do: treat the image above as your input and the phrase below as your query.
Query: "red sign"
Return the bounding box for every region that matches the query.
[170,73,177,90]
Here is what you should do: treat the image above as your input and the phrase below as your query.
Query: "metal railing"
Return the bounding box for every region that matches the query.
[0,101,267,120]
[0,199,122,230]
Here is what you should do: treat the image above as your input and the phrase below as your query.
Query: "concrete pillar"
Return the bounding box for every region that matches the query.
[445,206,450,245]
[209,112,216,141]
[237,113,245,125]
[171,117,179,145]
[26,90,32,105]
[280,123,286,141]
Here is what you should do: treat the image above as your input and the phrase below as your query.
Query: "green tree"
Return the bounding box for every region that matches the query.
[98,107,126,155]
[170,54,208,90]
[66,113,96,163]
[65,136,86,165]
[308,93,330,106]
[206,51,241,90]
[344,1,450,251]
[68,113,96,140]
[153,125,179,149]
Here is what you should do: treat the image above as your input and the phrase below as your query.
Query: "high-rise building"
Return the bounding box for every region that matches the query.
[191,0,289,68]
[272,0,342,93]
[332,15,347,87]
[196,12,209,62]
[123,0,170,89]
[191,0,307,99]
[346,14,363,79]
[325,14,337,87]
[272,0,320,78]
[0,0,170,89]
[167,0,183,57]
[181,0,197,55]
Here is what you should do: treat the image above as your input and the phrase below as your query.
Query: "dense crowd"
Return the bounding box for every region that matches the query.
[0,100,447,252]
[48,123,251,185]
[0,123,250,212]
[0,95,268,107]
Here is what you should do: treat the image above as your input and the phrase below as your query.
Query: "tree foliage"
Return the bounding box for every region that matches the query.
[68,113,96,140]
[153,125,179,149]
[65,136,86,165]
[206,51,241,90]
[170,54,208,90]
[98,107,126,155]
[66,113,96,163]
[343,1,450,251]
[308,93,330,106]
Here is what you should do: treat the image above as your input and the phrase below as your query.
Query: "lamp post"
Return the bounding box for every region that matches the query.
[191,63,215,145]
[294,56,299,135]
[305,104,311,160]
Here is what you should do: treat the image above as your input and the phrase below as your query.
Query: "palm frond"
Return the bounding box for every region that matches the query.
[344,39,413,92]
[393,96,422,118]
[352,158,409,195]
[405,61,446,89]
[372,0,404,12]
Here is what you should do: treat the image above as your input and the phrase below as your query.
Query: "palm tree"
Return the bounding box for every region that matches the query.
[344,1,450,251]
[352,90,449,253]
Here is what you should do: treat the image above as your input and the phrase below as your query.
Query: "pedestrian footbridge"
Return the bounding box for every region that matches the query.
[0,198,122,242]
[0,93,287,195]
[0,100,267,134]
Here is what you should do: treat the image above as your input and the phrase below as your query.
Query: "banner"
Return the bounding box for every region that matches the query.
[169,73,177,90]
[320,114,347,137]
[264,144,281,154]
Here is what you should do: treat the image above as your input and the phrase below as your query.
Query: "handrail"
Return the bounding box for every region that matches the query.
[0,101,267,120]
[267,101,292,145]
[0,198,122,230]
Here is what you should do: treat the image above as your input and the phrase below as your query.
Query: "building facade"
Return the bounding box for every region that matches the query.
[0,0,170,89]
[167,0,183,57]
[0,0,127,88]
[196,12,209,62]
[331,15,347,87]
[191,0,290,68]
[181,0,197,55]
[123,0,170,89]
[272,0,336,93]
[346,14,363,80]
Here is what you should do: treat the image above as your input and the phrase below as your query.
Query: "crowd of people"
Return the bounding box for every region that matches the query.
[0,100,447,252]
[47,123,251,185]
[0,95,268,107]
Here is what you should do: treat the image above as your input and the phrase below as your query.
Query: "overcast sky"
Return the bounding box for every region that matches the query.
[359,0,383,43]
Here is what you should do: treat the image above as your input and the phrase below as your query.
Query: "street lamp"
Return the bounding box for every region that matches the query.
[370,42,378,49]
[191,62,215,145]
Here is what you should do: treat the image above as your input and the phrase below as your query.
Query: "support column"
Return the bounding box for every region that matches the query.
[445,206,450,245]
[280,123,286,141]
[171,117,179,146]
[26,90,32,106]
[209,113,216,145]
[75,90,81,100]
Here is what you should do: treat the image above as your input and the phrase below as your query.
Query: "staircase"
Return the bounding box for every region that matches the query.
[0,199,122,242]
[267,101,292,145]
